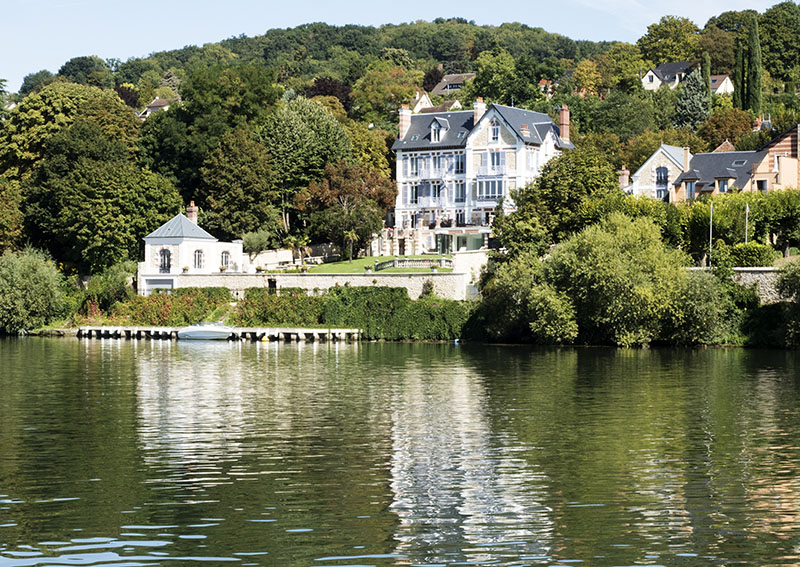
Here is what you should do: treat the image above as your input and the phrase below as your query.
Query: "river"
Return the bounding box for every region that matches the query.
[1,338,799,566]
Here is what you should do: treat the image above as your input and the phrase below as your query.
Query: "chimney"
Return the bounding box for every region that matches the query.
[683,146,691,172]
[618,165,630,188]
[473,97,486,124]
[186,200,199,224]
[559,104,570,143]
[399,104,412,139]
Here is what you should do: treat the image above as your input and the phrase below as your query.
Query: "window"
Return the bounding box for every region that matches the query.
[732,159,746,167]
[656,167,668,185]
[757,180,767,192]
[490,121,500,142]
[454,153,465,174]
[454,181,466,203]
[159,249,171,274]
[648,74,654,83]
[221,251,230,269]
[432,155,442,173]
[193,249,204,269]
[686,181,696,200]
[490,151,506,171]
[431,122,441,142]
[478,180,503,200]
[408,184,419,204]
[410,156,419,176]
[457,131,466,139]
[718,179,729,193]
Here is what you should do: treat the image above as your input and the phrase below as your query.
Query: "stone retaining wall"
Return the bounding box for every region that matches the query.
[168,272,472,300]
[731,267,781,304]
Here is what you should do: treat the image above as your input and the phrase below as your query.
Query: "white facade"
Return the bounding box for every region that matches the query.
[393,105,567,236]
[710,74,734,95]
[137,213,247,295]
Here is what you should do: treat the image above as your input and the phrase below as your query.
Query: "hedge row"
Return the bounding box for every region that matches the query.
[112,287,233,326]
[233,286,470,340]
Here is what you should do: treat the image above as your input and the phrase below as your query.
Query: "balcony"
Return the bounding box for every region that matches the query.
[477,166,507,176]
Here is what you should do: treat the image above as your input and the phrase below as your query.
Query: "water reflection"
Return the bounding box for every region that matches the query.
[1,340,800,566]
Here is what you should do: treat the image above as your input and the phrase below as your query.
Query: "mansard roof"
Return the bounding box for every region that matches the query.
[392,104,572,151]
[145,213,217,240]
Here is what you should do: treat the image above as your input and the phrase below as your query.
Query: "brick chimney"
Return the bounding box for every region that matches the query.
[473,97,486,124]
[618,165,630,188]
[683,146,691,172]
[186,200,199,224]
[399,104,412,139]
[559,104,570,143]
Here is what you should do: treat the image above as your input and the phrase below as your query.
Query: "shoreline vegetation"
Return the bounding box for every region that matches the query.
[3,225,800,347]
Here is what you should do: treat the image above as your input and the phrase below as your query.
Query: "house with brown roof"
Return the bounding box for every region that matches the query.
[431,73,475,96]
[710,74,734,95]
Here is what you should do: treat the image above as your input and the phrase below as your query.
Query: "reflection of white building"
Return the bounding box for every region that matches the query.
[137,202,246,295]
[389,368,552,562]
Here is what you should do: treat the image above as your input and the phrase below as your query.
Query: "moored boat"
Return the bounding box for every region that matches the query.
[177,322,235,340]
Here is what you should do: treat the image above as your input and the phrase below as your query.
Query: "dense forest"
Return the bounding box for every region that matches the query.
[4,7,800,344]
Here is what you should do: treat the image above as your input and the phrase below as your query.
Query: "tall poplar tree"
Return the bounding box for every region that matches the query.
[746,16,763,116]
[702,51,712,104]
[733,40,746,109]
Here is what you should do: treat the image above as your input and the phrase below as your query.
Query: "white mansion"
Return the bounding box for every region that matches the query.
[386,98,572,254]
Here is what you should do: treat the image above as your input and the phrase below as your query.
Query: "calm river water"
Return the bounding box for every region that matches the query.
[1,338,799,567]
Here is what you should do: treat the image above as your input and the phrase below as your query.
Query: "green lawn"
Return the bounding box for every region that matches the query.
[307,255,452,274]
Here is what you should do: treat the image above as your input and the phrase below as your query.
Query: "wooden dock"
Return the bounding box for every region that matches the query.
[77,326,360,342]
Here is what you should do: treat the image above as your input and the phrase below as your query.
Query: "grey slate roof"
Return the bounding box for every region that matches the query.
[392,104,573,151]
[653,61,692,83]
[673,150,767,190]
[145,213,217,240]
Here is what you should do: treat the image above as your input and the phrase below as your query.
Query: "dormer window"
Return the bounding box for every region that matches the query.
[431,122,441,142]
[490,121,500,143]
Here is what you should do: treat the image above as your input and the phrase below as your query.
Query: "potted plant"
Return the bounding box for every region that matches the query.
[364,265,372,274]
[219,265,227,273]
[182,266,189,273]
[255,265,264,273]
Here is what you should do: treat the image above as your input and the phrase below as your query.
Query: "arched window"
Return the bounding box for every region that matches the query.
[193,249,204,269]
[431,122,441,142]
[221,251,230,269]
[655,166,669,200]
[159,249,171,273]
[490,121,500,142]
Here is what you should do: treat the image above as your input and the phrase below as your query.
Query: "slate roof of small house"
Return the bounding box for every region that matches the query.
[392,104,573,151]
[653,61,692,83]
[431,73,475,96]
[145,213,217,240]
[631,145,686,178]
[673,150,767,190]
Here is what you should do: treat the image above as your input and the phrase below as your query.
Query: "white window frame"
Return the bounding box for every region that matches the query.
[193,249,204,270]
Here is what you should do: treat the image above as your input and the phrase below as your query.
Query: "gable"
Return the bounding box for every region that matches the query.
[467,109,519,147]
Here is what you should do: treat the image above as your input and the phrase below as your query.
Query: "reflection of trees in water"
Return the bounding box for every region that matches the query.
[388,359,554,564]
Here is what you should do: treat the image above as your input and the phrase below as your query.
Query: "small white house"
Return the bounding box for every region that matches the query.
[710,74,734,95]
[137,203,246,295]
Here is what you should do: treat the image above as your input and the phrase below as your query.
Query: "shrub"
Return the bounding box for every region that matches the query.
[0,248,66,333]
[234,288,324,327]
[544,213,688,346]
[81,261,137,314]
[111,287,232,326]
[730,242,776,267]
[667,269,729,344]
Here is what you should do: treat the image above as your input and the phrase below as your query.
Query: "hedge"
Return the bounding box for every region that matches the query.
[111,287,232,326]
[234,286,470,340]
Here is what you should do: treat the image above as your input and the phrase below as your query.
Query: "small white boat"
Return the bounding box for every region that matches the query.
[177,322,235,340]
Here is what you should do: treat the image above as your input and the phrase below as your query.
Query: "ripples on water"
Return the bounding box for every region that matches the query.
[1,339,799,566]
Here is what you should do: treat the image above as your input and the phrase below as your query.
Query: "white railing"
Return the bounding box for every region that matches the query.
[477,166,507,176]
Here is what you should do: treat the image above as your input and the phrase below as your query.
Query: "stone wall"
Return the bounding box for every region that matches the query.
[170,272,472,300]
[732,267,781,304]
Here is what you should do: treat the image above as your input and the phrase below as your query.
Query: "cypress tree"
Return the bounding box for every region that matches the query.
[733,40,746,109]
[746,16,762,116]
[702,51,712,110]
